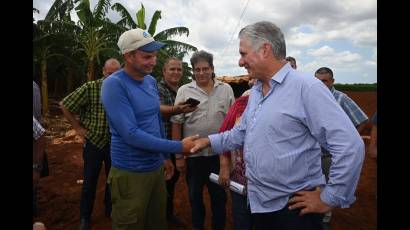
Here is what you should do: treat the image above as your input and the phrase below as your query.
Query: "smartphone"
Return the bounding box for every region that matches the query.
[185,98,200,107]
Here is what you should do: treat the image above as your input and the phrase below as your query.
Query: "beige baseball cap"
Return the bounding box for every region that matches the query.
[117,28,165,54]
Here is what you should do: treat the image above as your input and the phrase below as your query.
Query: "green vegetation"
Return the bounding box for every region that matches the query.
[334,83,377,92]
[33,0,197,114]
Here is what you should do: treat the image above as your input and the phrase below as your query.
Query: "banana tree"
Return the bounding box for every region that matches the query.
[33,0,79,115]
[74,0,125,82]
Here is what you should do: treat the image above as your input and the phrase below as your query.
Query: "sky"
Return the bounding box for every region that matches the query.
[33,0,377,84]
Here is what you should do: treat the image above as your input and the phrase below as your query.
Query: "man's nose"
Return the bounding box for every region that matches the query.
[238,58,245,67]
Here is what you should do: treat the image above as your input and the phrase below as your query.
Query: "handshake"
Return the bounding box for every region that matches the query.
[180,134,211,156]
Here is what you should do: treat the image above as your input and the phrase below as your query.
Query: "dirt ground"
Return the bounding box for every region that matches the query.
[33,91,377,230]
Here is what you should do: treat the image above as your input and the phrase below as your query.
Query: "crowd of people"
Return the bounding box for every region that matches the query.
[33,21,376,230]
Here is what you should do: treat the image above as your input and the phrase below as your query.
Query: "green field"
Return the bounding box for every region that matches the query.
[334,83,377,92]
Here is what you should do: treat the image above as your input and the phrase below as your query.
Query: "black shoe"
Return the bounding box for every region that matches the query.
[167,215,185,227]
[78,218,90,230]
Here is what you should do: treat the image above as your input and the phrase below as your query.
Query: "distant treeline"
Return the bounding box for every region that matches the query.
[334,83,377,92]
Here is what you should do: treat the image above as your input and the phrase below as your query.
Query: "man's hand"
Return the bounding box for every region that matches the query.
[176,101,197,114]
[218,155,231,188]
[74,126,87,139]
[288,187,332,215]
[175,157,186,173]
[218,165,230,188]
[163,159,175,180]
[190,137,211,154]
[181,134,200,155]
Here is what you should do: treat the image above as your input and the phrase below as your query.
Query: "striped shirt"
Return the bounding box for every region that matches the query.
[330,86,368,127]
[61,78,110,149]
[33,116,45,140]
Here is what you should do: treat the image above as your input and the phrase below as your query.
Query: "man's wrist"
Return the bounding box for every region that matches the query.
[174,105,181,114]
[175,154,183,159]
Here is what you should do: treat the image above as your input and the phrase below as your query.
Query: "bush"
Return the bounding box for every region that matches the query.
[334,83,377,92]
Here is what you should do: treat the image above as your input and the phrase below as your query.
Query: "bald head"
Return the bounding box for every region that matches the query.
[103,58,121,78]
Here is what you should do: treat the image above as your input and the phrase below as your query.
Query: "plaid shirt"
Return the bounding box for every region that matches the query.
[330,86,368,127]
[157,79,177,139]
[61,78,110,149]
[33,116,45,140]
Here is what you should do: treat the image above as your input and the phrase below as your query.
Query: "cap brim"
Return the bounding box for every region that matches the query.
[138,41,165,52]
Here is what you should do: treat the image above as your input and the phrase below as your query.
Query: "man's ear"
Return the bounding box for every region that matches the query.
[261,43,272,58]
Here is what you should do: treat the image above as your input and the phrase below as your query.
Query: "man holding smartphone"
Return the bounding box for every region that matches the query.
[171,50,234,230]
[157,57,197,227]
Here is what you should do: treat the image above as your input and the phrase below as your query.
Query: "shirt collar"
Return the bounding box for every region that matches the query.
[160,79,178,93]
[189,79,223,88]
[254,62,292,91]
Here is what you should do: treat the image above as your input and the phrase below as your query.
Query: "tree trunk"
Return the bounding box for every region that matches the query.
[40,59,48,116]
[87,60,95,82]
[66,68,74,94]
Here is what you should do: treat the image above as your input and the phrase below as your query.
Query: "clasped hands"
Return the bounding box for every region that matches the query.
[174,136,211,173]
[181,135,211,155]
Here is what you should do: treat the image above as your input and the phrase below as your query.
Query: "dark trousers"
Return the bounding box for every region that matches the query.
[33,187,38,217]
[166,154,180,217]
[231,191,253,230]
[252,203,323,230]
[186,155,227,230]
[80,140,111,220]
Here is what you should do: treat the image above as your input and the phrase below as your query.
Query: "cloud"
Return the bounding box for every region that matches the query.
[33,0,377,83]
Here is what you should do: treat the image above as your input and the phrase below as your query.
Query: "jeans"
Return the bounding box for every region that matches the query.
[186,155,226,230]
[166,154,180,217]
[33,187,38,217]
[231,191,253,230]
[80,139,111,220]
[252,202,323,230]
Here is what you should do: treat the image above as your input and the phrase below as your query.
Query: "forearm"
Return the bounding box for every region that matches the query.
[59,103,83,130]
[209,125,245,155]
[160,104,181,119]
[172,123,183,158]
[368,126,377,155]
[219,155,231,170]
[322,136,365,208]
[172,123,182,140]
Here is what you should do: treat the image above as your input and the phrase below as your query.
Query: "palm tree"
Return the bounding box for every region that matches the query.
[111,3,197,78]
[74,0,125,82]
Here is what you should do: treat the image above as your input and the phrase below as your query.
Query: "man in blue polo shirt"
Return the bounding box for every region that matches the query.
[101,28,198,230]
